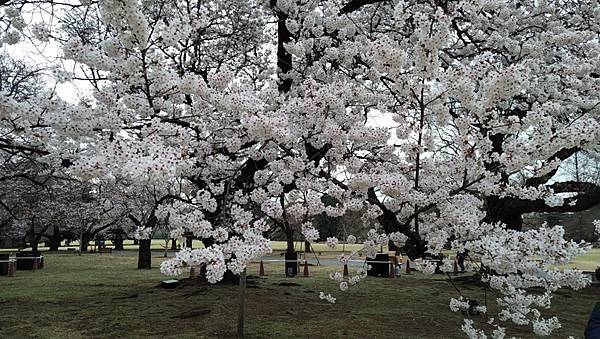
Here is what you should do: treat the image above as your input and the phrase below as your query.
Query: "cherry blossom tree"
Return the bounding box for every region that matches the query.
[0,50,61,250]
[0,169,74,251]
[1,0,599,337]
[124,179,196,269]
[272,1,598,336]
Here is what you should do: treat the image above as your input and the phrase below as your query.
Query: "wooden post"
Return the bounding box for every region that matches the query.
[405,259,411,274]
[259,260,265,276]
[32,257,38,271]
[303,260,309,277]
[7,259,16,277]
[453,260,458,275]
[343,264,349,277]
[78,229,83,256]
[237,268,247,339]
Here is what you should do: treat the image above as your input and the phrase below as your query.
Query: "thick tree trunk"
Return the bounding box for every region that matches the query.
[49,237,60,251]
[186,236,193,249]
[113,238,124,251]
[30,228,47,252]
[48,226,61,251]
[135,213,157,269]
[80,240,89,252]
[284,251,298,276]
[138,239,152,269]
[272,0,293,93]
[29,223,38,251]
[80,233,91,252]
[282,228,297,276]
[171,238,177,250]
[285,230,295,254]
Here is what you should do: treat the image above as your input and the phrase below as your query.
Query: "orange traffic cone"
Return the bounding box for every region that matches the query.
[343,264,349,277]
[259,260,266,276]
[303,260,309,277]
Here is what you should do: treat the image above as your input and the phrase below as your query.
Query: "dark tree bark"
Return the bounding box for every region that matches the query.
[29,222,51,252]
[48,237,60,251]
[113,238,124,250]
[270,0,293,93]
[137,239,152,269]
[48,225,61,251]
[109,229,127,250]
[80,233,91,252]
[170,238,177,250]
[484,181,600,231]
[129,213,157,269]
[285,229,295,254]
[340,0,387,14]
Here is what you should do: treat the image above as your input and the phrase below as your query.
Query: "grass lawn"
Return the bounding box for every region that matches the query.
[569,248,600,271]
[0,254,598,338]
[2,242,598,270]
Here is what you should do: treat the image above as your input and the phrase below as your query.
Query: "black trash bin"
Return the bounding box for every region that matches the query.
[284,252,298,277]
[16,251,44,270]
[367,253,390,277]
[0,253,10,276]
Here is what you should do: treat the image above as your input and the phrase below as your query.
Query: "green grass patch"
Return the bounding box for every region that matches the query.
[0,254,598,338]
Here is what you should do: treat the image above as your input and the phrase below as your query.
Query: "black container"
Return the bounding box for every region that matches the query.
[284,252,298,277]
[0,253,9,276]
[367,253,390,277]
[16,251,44,270]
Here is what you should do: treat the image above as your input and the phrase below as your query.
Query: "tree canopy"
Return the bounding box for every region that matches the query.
[0,0,599,336]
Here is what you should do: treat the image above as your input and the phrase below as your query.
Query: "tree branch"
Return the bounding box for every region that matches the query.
[525,146,581,187]
[340,0,388,14]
